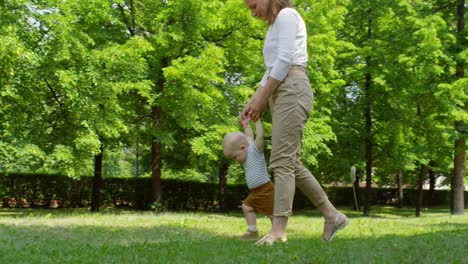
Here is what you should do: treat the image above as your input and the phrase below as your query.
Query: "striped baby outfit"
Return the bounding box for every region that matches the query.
[244,140,270,189]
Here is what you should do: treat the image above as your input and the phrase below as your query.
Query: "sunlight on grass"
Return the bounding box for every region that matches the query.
[0,207,467,263]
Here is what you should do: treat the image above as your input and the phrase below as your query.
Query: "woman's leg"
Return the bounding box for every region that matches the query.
[259,68,347,243]
[295,155,348,240]
[291,76,348,240]
[295,164,338,219]
[257,70,310,244]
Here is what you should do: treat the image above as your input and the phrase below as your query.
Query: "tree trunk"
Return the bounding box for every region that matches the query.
[218,162,229,212]
[451,0,465,215]
[91,145,104,212]
[363,10,374,217]
[397,170,404,208]
[452,130,465,214]
[428,164,436,207]
[415,164,427,217]
[151,106,162,204]
[363,68,373,216]
[150,58,168,204]
[133,141,145,210]
[135,141,139,177]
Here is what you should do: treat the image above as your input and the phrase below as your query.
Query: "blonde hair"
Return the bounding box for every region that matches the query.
[267,0,294,25]
[222,132,248,157]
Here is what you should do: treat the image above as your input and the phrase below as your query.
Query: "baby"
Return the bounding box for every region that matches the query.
[222,117,274,239]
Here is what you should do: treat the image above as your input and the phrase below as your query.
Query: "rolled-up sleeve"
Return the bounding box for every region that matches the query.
[269,10,297,82]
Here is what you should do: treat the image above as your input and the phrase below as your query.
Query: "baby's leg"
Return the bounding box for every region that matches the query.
[241,203,257,229]
[240,203,259,239]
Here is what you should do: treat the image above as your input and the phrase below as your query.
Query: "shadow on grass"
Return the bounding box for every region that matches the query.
[0,205,454,218]
[0,208,467,264]
[0,208,248,220]
[0,208,91,218]
[285,206,453,219]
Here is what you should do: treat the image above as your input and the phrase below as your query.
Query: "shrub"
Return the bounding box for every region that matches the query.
[0,173,466,211]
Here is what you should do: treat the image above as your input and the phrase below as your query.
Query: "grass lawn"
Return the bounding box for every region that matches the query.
[0,206,467,264]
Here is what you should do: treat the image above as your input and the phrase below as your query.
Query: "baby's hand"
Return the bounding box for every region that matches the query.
[238,114,250,126]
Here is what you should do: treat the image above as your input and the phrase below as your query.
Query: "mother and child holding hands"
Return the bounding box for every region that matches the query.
[222,0,348,245]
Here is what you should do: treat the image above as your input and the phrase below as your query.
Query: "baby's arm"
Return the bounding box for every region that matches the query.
[254,119,264,151]
[241,116,254,142]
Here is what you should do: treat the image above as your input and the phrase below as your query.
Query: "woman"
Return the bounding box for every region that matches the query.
[240,0,348,245]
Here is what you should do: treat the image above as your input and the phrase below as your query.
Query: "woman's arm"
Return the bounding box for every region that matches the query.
[242,10,299,122]
[241,77,282,122]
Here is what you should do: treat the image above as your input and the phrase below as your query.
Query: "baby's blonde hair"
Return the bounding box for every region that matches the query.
[222,132,248,157]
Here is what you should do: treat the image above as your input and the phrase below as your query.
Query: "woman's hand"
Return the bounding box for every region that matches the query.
[247,95,267,122]
[239,103,251,124]
[240,102,251,121]
[240,81,274,122]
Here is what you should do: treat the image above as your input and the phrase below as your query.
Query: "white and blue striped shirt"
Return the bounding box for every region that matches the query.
[244,140,270,189]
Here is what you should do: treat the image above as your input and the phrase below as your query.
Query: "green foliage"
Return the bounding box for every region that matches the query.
[0,142,45,173]
[161,168,211,182]
[162,44,226,130]
[149,201,166,213]
[319,0,467,187]
[0,0,466,192]
[43,145,76,176]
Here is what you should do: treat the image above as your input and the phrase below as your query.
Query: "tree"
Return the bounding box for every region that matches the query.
[113,0,258,204]
[1,0,154,211]
[338,0,456,215]
[451,0,466,214]
[422,0,467,214]
[295,0,350,180]
[1,0,464,215]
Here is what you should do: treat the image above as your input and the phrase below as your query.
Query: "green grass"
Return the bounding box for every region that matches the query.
[0,207,467,264]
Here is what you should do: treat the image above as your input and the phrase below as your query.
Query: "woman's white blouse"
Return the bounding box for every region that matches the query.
[260,8,308,87]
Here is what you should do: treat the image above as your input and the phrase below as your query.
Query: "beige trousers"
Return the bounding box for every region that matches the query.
[269,66,328,217]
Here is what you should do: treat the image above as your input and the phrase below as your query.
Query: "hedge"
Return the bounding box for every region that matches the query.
[0,173,466,211]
